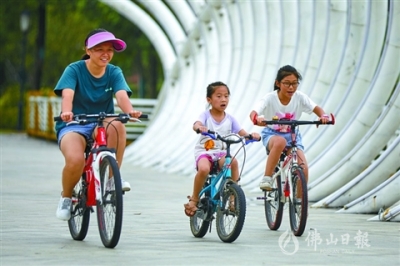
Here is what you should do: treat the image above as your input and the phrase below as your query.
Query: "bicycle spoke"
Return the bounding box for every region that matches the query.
[97,156,123,248]
[68,177,90,241]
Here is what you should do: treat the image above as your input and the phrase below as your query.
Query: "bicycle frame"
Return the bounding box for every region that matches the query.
[199,150,233,210]
[197,132,257,210]
[272,125,300,204]
[83,121,117,206]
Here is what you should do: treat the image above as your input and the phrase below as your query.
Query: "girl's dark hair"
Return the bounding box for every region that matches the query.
[206,81,230,98]
[274,65,302,90]
[81,28,108,60]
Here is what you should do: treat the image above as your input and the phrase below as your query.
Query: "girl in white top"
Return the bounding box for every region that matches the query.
[250,65,330,190]
[184,81,260,217]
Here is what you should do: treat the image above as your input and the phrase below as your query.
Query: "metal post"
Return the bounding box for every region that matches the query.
[18,11,30,131]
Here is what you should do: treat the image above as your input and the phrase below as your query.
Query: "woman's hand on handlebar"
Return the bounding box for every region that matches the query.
[128,110,142,118]
[60,111,74,122]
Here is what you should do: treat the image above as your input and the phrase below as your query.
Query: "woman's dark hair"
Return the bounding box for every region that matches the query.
[274,65,303,90]
[206,81,230,98]
[81,28,108,60]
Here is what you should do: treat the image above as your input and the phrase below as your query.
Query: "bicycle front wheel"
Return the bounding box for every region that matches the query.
[264,175,283,230]
[289,168,308,236]
[96,155,123,248]
[68,176,90,240]
[216,182,246,243]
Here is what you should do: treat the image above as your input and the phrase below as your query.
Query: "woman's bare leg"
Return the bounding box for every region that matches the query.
[60,132,86,198]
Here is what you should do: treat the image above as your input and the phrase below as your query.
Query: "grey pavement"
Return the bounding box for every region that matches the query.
[0,133,399,266]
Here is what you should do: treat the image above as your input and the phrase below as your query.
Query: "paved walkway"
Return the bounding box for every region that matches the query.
[1,133,399,265]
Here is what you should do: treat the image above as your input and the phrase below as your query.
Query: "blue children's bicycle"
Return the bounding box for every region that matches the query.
[190,130,258,243]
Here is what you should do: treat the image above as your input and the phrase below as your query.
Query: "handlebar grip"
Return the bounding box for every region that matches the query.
[195,129,215,134]
[139,114,148,119]
[54,116,62,122]
[317,113,335,125]
[328,113,335,125]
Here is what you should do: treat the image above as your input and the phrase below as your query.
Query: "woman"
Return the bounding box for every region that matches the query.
[54,29,142,221]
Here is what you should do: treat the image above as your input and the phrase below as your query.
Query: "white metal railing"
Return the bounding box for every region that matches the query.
[27,93,157,142]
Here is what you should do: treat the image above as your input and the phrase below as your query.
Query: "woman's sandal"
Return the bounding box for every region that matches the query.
[184,196,199,217]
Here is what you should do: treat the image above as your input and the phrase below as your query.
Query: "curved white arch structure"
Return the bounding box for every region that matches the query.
[102,0,400,221]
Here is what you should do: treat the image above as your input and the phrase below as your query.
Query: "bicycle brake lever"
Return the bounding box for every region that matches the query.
[129,117,141,123]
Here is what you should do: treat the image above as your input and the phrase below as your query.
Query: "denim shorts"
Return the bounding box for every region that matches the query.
[57,123,97,147]
[261,127,304,152]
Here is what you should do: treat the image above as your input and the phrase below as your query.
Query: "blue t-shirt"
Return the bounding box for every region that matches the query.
[54,60,132,134]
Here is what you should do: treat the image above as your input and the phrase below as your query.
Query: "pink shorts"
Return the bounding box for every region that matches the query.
[195,151,226,170]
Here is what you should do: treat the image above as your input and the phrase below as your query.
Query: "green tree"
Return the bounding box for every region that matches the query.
[0,0,163,98]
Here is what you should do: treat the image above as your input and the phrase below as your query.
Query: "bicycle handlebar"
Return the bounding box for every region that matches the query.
[263,113,335,126]
[54,112,148,124]
[196,129,259,145]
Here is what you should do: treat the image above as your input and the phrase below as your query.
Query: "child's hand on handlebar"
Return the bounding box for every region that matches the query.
[319,114,330,124]
[196,126,208,133]
[254,116,267,126]
[317,114,331,128]
[250,132,261,141]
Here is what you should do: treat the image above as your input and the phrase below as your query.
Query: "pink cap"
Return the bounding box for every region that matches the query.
[86,32,126,52]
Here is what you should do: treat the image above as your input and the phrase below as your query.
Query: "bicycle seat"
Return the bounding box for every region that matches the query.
[84,139,94,157]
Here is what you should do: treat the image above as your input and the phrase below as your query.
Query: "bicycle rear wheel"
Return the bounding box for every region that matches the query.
[264,175,283,230]
[289,168,308,236]
[96,155,123,248]
[216,182,246,243]
[68,176,90,240]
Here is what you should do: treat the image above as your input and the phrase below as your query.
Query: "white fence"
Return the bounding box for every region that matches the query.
[27,93,157,142]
